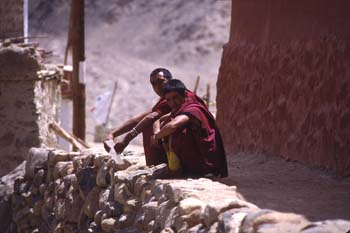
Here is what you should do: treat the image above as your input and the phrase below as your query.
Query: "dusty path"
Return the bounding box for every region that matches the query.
[218,153,350,222]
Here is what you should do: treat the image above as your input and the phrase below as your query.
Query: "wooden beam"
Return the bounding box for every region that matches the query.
[71,0,86,142]
[193,76,200,94]
[49,121,90,151]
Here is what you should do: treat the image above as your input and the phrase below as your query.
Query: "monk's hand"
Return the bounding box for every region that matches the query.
[114,137,129,154]
[103,134,114,152]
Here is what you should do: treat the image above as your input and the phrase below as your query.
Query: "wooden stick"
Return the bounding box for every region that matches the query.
[205,83,210,107]
[49,121,90,151]
[193,76,200,94]
[106,80,118,125]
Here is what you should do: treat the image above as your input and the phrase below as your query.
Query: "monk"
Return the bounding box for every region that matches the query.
[154,79,228,177]
[104,69,205,167]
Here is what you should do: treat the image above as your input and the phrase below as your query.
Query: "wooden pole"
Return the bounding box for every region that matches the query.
[193,76,200,94]
[205,83,210,107]
[49,121,90,151]
[71,0,86,142]
[105,80,118,126]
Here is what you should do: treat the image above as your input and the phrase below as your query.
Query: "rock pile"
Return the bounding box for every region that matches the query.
[9,147,350,232]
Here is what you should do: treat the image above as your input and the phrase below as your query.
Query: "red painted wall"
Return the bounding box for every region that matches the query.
[217,0,350,175]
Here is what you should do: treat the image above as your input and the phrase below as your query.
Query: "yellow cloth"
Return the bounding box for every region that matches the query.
[167,151,181,171]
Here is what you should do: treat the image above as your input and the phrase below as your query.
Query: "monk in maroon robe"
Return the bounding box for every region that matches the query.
[103,68,172,166]
[143,89,206,166]
[155,79,228,177]
[104,68,206,167]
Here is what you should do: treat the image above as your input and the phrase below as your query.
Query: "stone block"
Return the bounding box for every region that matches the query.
[72,154,94,171]
[76,167,97,198]
[123,198,139,213]
[48,149,70,165]
[301,220,350,233]
[218,208,253,233]
[240,209,309,233]
[101,218,117,233]
[202,199,257,228]
[140,201,158,225]
[25,147,50,179]
[133,175,152,196]
[53,161,74,180]
[96,161,111,188]
[83,187,101,219]
[114,183,133,205]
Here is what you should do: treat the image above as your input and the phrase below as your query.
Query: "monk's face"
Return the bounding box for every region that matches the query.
[150,74,168,97]
[165,91,185,112]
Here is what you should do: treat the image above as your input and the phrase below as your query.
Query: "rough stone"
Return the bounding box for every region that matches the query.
[48,150,70,165]
[25,148,50,179]
[240,210,309,233]
[99,188,123,218]
[140,201,158,225]
[76,167,97,198]
[116,213,136,229]
[53,161,74,179]
[101,218,117,233]
[72,154,94,171]
[83,187,101,219]
[114,183,133,205]
[301,220,350,233]
[218,208,252,233]
[94,210,104,226]
[96,161,111,188]
[202,199,257,227]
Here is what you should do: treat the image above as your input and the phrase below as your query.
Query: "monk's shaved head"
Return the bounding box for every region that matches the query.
[150,68,172,80]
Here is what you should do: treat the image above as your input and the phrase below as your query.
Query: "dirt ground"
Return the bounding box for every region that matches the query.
[217,153,350,222]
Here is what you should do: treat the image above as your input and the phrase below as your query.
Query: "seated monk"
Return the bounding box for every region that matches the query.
[154,79,228,177]
[104,68,206,167]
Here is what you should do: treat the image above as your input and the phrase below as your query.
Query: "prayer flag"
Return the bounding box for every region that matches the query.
[92,91,113,125]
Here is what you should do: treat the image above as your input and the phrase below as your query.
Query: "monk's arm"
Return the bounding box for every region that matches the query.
[108,111,151,138]
[114,111,162,154]
[153,112,171,134]
[155,115,190,140]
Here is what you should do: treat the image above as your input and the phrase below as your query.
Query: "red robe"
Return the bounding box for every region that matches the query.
[170,99,228,177]
[143,90,206,166]
[142,97,170,166]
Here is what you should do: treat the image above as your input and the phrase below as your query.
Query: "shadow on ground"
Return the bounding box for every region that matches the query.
[218,153,350,221]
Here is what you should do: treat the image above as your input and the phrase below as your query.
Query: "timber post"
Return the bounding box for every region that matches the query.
[71,0,86,141]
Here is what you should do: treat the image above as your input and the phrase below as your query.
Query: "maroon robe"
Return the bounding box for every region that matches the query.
[142,97,170,166]
[143,90,206,166]
[170,99,228,177]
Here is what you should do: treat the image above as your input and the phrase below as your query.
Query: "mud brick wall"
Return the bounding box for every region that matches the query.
[0,0,24,39]
[216,0,350,175]
[0,45,61,176]
[8,147,350,232]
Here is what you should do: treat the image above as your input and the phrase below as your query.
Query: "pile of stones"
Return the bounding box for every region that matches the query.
[9,147,350,233]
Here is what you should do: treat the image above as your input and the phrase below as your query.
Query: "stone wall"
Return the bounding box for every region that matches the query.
[216,0,350,175]
[0,0,24,39]
[0,44,61,176]
[7,147,350,232]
